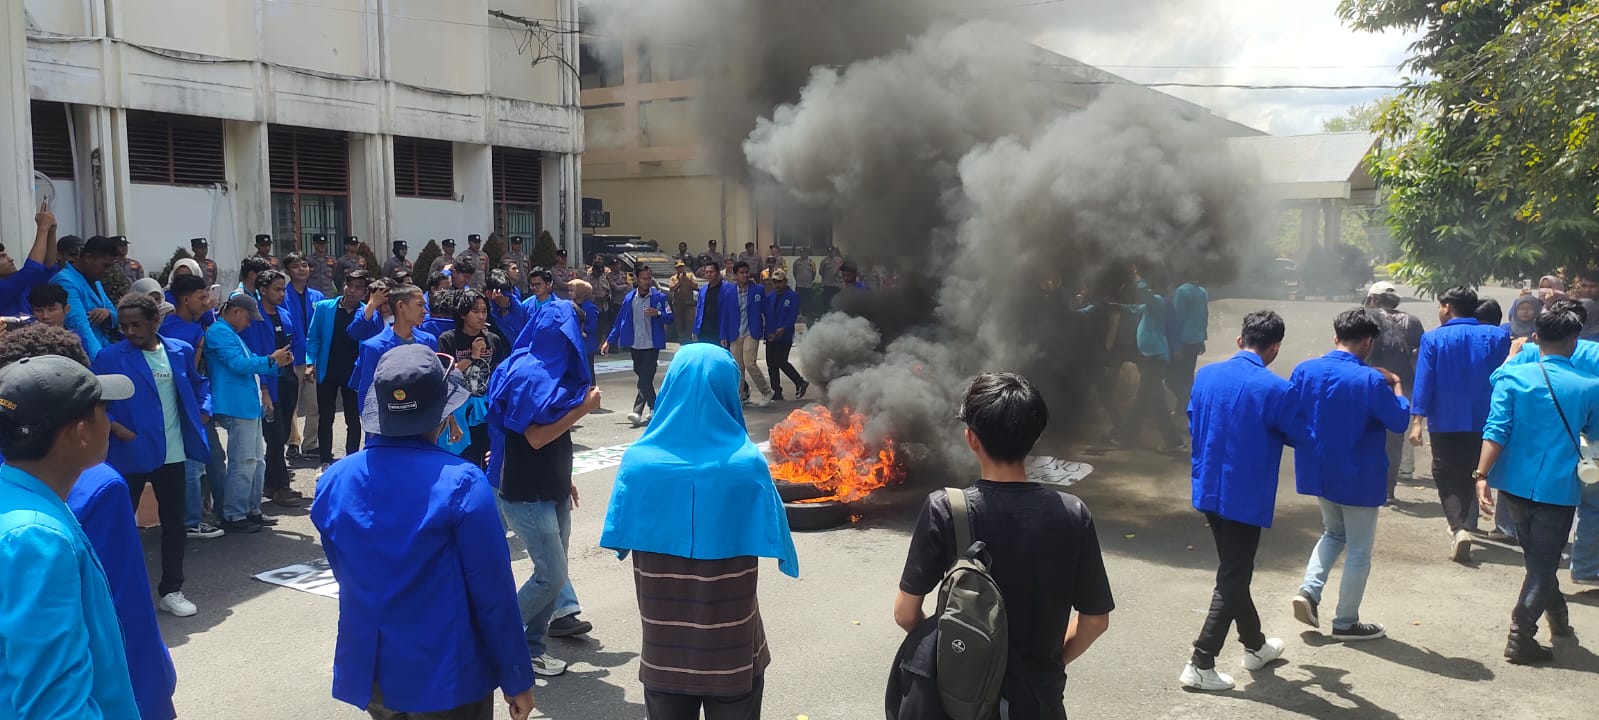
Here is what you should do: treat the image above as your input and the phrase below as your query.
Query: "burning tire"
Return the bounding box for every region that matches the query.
[775,480,832,504]
[784,501,850,532]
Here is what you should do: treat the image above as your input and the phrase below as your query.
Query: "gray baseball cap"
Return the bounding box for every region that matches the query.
[222,292,264,322]
[0,356,134,438]
[361,344,470,437]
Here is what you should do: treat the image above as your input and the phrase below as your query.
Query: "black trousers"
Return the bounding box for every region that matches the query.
[128,462,186,596]
[1500,492,1575,634]
[1192,512,1265,667]
[766,340,804,397]
[463,423,490,470]
[1120,356,1181,446]
[366,684,492,720]
[1430,431,1482,533]
[316,376,361,464]
[1167,342,1203,412]
[264,372,300,494]
[644,674,764,720]
[630,348,661,413]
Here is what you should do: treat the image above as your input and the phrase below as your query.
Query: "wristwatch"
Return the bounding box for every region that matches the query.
[1470,470,1487,481]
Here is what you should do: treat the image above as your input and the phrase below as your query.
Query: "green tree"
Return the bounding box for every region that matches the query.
[531,230,558,269]
[1339,0,1599,292]
[1322,100,1388,133]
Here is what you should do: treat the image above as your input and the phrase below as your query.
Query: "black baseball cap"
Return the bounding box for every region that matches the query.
[222,293,264,322]
[361,344,470,437]
[510,236,524,245]
[343,235,360,246]
[393,240,408,250]
[190,237,209,247]
[468,234,482,244]
[0,356,134,438]
[254,234,272,246]
[442,238,457,247]
[112,235,129,247]
[556,248,567,258]
[312,234,328,245]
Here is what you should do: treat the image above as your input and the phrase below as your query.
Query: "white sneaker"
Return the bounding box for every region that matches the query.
[1451,529,1473,562]
[1179,661,1235,691]
[159,592,197,617]
[755,392,773,408]
[627,411,642,426]
[532,653,568,676]
[1241,638,1285,671]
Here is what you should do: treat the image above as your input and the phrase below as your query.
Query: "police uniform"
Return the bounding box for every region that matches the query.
[253,235,282,270]
[308,235,339,295]
[457,236,490,288]
[503,238,532,292]
[335,237,367,287]
[191,238,220,286]
[551,256,578,299]
[382,242,414,281]
[705,246,724,266]
[115,257,145,285]
[430,240,457,274]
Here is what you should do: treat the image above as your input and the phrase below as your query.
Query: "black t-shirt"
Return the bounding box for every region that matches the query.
[700,283,723,338]
[899,481,1114,692]
[267,307,292,379]
[498,428,573,503]
[438,329,507,397]
[326,304,359,386]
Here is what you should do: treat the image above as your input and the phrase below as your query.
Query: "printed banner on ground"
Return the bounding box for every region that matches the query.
[254,558,339,599]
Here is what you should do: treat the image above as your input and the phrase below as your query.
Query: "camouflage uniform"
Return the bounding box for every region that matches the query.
[254,252,282,271]
[196,257,219,286]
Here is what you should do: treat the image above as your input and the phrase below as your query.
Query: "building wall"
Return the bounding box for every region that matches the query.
[124,184,221,271]
[581,174,757,252]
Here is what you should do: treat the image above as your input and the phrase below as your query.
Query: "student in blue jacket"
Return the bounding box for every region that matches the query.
[308,270,371,469]
[93,293,212,618]
[0,203,59,317]
[251,270,306,508]
[282,253,325,463]
[49,234,119,358]
[728,262,772,406]
[694,257,739,347]
[602,266,673,426]
[204,294,294,534]
[1180,310,1310,692]
[763,269,809,401]
[351,283,438,416]
[1287,309,1410,643]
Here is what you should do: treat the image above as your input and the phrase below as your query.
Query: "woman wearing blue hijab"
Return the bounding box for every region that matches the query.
[485,299,601,678]
[601,343,798,718]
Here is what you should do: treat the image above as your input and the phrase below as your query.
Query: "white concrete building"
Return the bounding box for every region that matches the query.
[2,0,582,286]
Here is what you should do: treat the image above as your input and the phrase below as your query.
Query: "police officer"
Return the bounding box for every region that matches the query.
[502,236,532,293]
[458,234,489,289]
[108,236,144,299]
[335,236,366,288]
[190,237,219,286]
[430,238,457,274]
[307,234,338,295]
[383,240,413,281]
[705,239,724,267]
[253,234,282,270]
[791,249,817,319]
[551,249,578,299]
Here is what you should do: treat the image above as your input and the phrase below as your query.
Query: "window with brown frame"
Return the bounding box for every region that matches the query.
[127,110,225,185]
[493,146,542,238]
[393,136,455,199]
[31,101,75,181]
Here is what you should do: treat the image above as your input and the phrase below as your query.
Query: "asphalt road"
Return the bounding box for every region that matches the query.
[155,289,1599,720]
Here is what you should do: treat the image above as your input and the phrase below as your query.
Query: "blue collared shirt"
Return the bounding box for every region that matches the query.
[1411,317,1511,432]
[0,259,50,316]
[311,436,535,713]
[350,327,438,414]
[1289,351,1412,507]
[1484,354,1599,507]
[1189,351,1310,527]
[1506,339,1599,376]
[50,263,116,359]
[0,464,140,720]
[67,464,178,720]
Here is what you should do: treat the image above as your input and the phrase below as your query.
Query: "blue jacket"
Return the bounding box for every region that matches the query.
[67,464,178,720]
[307,298,345,384]
[346,305,386,344]
[489,295,528,341]
[1412,318,1511,432]
[765,287,801,342]
[606,288,673,351]
[351,327,439,414]
[695,281,740,343]
[158,315,206,368]
[1189,351,1310,528]
[49,263,116,359]
[420,316,456,339]
[0,259,51,316]
[1484,355,1599,507]
[203,321,277,419]
[244,303,301,403]
[1129,286,1170,361]
[92,338,212,474]
[311,437,535,713]
[1289,351,1411,507]
[1173,282,1209,345]
[1507,339,1599,375]
[580,299,600,355]
[0,464,140,720]
[284,284,324,365]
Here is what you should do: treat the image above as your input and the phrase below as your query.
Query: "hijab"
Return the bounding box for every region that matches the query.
[1507,295,1542,338]
[600,343,800,577]
[483,300,591,485]
[171,258,203,286]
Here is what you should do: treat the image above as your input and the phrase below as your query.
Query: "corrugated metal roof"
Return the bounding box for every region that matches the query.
[1228,132,1379,200]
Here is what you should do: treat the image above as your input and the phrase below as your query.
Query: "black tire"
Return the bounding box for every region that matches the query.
[784,500,849,532]
[775,480,832,503]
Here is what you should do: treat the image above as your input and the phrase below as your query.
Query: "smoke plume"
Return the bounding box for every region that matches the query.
[584,2,1264,470]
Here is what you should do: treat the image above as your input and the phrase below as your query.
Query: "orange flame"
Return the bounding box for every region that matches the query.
[768,406,903,503]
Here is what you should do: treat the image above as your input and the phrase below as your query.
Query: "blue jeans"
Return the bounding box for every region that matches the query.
[1573,483,1599,581]
[556,581,581,620]
[1301,499,1379,629]
[497,495,570,658]
[217,415,265,522]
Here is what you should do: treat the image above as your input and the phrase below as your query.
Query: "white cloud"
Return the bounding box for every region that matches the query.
[1010,0,1419,134]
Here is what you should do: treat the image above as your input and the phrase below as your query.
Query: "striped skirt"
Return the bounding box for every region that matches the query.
[633,551,771,697]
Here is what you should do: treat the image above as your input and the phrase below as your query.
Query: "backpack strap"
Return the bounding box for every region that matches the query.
[946,487,974,558]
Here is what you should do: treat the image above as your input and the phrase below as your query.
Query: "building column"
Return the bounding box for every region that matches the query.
[349,133,390,254]
[0,0,35,242]
[455,142,492,239]
[225,121,270,275]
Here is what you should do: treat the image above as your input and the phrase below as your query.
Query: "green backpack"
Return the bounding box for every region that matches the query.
[935,487,1009,720]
